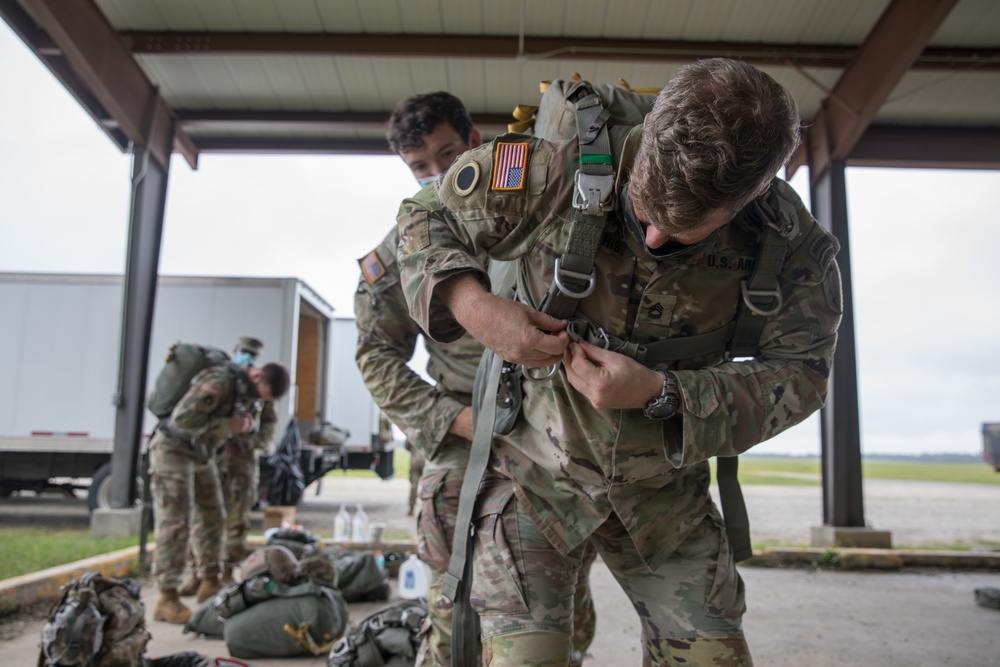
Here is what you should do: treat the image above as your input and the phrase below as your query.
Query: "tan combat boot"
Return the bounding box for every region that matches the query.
[176,572,200,597]
[154,589,192,624]
[220,565,234,586]
[195,576,222,603]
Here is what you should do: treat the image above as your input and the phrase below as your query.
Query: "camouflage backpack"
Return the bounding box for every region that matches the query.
[147,342,235,419]
[38,571,151,667]
[326,599,428,667]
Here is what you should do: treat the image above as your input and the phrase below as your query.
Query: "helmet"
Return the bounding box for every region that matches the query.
[295,554,338,588]
[240,545,297,584]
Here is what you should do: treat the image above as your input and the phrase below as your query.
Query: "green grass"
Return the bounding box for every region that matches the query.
[0,528,139,580]
[709,456,999,487]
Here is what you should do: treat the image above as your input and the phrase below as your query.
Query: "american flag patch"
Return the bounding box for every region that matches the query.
[359,250,386,284]
[491,142,529,191]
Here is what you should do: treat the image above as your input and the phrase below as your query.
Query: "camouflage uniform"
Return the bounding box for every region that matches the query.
[216,398,276,566]
[397,129,842,666]
[355,227,597,667]
[149,365,256,590]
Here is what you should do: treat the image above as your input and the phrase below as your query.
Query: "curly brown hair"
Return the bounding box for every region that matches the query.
[386,91,475,154]
[629,58,801,234]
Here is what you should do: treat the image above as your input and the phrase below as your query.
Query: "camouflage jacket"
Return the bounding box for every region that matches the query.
[157,365,257,464]
[354,226,485,461]
[396,128,843,568]
[228,398,277,453]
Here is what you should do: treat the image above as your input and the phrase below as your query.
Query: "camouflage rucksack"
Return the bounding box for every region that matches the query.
[326,599,428,667]
[38,571,151,667]
[147,342,235,419]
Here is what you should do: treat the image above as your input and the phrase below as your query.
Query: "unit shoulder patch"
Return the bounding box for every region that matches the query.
[359,249,387,284]
[491,142,529,191]
[453,162,480,196]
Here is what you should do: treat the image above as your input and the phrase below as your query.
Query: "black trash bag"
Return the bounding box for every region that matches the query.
[259,418,305,507]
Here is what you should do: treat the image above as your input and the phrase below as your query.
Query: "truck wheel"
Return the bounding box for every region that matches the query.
[87,463,144,512]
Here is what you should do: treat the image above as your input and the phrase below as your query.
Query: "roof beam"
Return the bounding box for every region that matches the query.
[122,31,999,72]
[15,0,198,169]
[790,0,960,182]
[848,125,1000,170]
[176,109,514,135]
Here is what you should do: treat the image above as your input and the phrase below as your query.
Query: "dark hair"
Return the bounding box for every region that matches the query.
[630,58,801,233]
[261,362,290,400]
[386,91,474,154]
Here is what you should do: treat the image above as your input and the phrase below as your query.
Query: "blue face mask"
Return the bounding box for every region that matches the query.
[234,352,254,366]
[416,175,437,189]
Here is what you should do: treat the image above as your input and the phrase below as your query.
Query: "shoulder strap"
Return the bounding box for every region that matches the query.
[537,85,616,320]
[729,184,799,358]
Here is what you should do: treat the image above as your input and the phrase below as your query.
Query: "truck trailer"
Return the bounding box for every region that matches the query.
[0,272,390,510]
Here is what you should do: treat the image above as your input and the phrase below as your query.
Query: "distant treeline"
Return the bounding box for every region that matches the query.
[744,452,983,464]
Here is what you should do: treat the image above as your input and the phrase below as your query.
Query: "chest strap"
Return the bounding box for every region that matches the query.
[566,319,737,363]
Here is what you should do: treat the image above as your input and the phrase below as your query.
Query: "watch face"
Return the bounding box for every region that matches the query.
[644,398,678,420]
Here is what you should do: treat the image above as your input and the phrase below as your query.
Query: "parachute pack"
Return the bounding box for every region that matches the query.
[147,342,236,419]
[38,571,151,667]
[510,76,658,141]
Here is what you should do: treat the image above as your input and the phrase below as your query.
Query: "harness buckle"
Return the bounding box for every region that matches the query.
[572,171,615,216]
[740,279,783,316]
[553,257,596,299]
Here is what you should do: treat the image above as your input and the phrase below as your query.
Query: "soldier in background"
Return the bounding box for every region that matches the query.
[150,355,289,624]
[355,92,597,666]
[397,59,842,665]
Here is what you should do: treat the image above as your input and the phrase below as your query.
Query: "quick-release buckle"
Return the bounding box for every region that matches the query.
[740,279,783,316]
[572,171,615,216]
[553,257,596,299]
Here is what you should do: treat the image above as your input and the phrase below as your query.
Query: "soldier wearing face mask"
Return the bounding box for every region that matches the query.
[354,92,598,667]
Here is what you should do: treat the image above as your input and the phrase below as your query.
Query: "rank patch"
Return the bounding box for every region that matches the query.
[359,250,387,284]
[491,142,528,191]
[453,162,480,196]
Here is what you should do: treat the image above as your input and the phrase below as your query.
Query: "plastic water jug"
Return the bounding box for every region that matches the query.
[398,554,429,599]
[334,504,351,542]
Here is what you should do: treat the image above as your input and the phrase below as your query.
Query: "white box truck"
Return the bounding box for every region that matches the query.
[0,272,390,510]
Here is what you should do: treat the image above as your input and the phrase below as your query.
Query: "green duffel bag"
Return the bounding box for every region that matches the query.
[224,584,349,659]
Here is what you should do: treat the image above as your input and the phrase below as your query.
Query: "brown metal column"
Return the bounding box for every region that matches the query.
[109,115,174,510]
[810,159,865,528]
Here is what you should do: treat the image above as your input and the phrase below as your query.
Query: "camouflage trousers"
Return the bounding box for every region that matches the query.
[216,439,259,566]
[473,479,751,667]
[414,439,597,667]
[149,435,225,590]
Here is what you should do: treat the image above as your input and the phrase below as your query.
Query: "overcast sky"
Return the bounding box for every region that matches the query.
[2,23,998,458]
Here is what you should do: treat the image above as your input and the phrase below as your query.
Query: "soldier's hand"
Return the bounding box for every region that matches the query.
[447,406,475,441]
[441,273,568,367]
[229,413,255,434]
[564,340,664,410]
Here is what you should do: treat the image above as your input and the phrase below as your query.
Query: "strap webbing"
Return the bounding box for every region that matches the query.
[730,195,792,358]
[445,351,503,667]
[538,91,615,320]
[716,456,752,562]
[566,319,737,363]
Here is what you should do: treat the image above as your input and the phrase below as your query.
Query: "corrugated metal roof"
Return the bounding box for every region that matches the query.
[4,0,998,171]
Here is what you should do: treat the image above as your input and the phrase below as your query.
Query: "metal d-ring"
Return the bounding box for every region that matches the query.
[522,363,559,383]
[553,257,596,299]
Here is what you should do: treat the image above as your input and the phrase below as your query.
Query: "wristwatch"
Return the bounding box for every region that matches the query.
[643,370,680,420]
